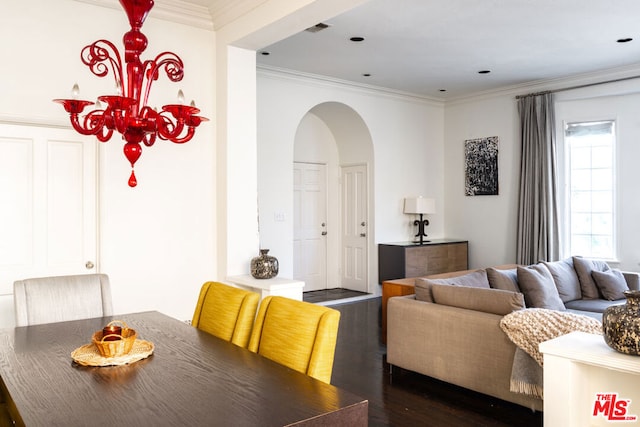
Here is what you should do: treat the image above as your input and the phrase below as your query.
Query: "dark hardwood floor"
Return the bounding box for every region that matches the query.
[329,297,543,427]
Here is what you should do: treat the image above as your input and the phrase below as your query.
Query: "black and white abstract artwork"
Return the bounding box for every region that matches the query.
[464,136,499,196]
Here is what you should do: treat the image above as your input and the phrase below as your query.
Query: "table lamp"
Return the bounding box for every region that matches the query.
[404,197,436,245]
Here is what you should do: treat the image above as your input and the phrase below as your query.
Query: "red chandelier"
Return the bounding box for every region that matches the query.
[54,0,207,187]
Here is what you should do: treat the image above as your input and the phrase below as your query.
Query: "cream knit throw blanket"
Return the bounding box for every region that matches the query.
[500,308,602,366]
[500,308,602,399]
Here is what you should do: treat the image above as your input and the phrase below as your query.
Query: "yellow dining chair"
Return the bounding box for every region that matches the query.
[248,296,341,384]
[191,281,260,348]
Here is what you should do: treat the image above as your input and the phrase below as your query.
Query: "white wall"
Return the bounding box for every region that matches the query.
[444,78,640,272]
[257,70,445,287]
[444,96,520,268]
[1,0,216,322]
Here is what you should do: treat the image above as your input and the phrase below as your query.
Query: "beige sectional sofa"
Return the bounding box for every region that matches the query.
[386,257,640,411]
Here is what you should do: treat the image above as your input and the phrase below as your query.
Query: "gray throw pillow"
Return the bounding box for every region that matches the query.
[414,269,490,303]
[573,256,610,299]
[487,268,520,292]
[517,264,566,311]
[431,284,525,316]
[543,258,582,303]
[592,269,628,301]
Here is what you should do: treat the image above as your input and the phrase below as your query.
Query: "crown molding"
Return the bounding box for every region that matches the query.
[445,63,640,105]
[260,62,640,107]
[257,65,445,106]
[74,0,213,30]
[207,0,269,31]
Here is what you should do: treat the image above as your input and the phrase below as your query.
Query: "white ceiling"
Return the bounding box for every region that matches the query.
[184,0,640,100]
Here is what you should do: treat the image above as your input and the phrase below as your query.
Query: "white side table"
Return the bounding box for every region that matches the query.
[226,275,305,301]
[540,331,640,427]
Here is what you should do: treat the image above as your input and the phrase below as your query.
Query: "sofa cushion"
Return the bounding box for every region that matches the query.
[573,256,610,299]
[517,264,566,311]
[565,298,624,313]
[430,284,525,316]
[592,269,629,301]
[414,269,490,303]
[414,278,436,302]
[487,268,520,292]
[543,258,582,303]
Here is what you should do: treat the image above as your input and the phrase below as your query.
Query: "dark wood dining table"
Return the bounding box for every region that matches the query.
[0,311,367,426]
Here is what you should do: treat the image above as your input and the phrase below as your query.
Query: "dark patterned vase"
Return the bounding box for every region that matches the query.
[250,249,279,279]
[602,290,640,356]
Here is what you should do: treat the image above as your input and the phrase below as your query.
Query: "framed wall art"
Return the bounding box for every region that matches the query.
[464,136,499,196]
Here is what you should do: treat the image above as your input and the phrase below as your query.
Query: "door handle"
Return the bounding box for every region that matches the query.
[322,231,327,236]
[85,261,95,269]
[360,233,366,237]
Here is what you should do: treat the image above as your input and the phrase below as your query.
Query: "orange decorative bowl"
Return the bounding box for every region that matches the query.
[92,320,137,358]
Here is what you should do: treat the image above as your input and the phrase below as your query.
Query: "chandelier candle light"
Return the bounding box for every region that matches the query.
[54,0,208,187]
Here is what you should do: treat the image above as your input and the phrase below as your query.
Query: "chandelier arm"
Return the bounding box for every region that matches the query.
[156,113,184,140]
[139,53,184,110]
[152,52,185,83]
[143,132,157,147]
[96,127,114,142]
[69,114,100,136]
[81,40,124,91]
[168,126,195,144]
[68,109,108,136]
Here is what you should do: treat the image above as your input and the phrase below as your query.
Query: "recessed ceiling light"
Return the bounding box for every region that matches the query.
[617,37,633,43]
[478,70,491,74]
[350,36,365,42]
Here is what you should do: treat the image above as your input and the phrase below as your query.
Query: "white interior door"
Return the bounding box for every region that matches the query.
[293,162,327,291]
[0,123,97,297]
[341,164,368,293]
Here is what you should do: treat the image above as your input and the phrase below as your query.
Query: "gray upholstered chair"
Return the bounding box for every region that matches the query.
[13,274,113,327]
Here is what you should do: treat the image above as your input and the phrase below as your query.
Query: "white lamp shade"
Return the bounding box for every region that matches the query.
[404,197,436,214]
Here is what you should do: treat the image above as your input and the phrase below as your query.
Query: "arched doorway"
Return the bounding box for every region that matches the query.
[293,102,374,293]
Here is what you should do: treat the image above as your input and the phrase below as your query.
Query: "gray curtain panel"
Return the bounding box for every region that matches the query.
[516,93,559,264]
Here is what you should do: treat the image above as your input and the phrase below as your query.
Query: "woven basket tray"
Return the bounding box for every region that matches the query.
[92,320,137,358]
[72,339,154,367]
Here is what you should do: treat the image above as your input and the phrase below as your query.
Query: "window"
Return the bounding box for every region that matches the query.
[564,120,616,259]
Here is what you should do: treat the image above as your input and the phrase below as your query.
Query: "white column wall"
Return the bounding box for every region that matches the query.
[213,0,369,280]
[224,46,260,276]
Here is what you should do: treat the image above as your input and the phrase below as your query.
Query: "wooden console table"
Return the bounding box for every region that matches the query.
[378,239,468,341]
[378,239,468,283]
